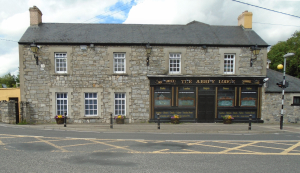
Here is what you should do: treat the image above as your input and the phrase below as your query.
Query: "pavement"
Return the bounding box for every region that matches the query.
[2,122,300,134]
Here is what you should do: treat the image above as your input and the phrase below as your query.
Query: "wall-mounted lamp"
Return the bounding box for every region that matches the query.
[146,43,152,66]
[30,41,39,65]
[250,44,261,67]
[202,45,207,53]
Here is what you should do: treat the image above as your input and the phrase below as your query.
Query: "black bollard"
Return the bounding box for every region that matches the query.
[110,113,113,129]
[248,114,252,130]
[64,112,67,127]
[157,114,160,130]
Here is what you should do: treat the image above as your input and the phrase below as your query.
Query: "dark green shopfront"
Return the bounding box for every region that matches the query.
[148,76,264,123]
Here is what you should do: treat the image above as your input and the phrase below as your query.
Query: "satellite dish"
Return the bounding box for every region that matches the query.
[1,84,7,88]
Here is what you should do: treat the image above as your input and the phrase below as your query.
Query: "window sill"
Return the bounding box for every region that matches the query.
[113,73,128,76]
[53,73,69,76]
[80,116,101,119]
[291,104,300,106]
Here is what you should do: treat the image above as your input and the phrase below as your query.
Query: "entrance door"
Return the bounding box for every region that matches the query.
[198,95,215,122]
[9,98,19,124]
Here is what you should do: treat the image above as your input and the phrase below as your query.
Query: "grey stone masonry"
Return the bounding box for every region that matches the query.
[0,100,16,124]
[19,45,267,123]
[262,89,300,123]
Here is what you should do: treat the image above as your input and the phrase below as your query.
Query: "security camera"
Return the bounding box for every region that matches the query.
[263,78,269,83]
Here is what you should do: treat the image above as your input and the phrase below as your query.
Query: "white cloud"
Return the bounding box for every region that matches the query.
[0,47,19,76]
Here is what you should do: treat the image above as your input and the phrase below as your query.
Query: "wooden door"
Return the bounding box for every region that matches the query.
[198,95,215,122]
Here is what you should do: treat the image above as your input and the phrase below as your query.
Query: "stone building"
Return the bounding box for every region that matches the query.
[18,6,269,124]
[262,69,300,123]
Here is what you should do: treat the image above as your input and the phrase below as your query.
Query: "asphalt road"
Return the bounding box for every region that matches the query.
[1,125,300,173]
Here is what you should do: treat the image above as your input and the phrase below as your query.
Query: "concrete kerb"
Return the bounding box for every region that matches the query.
[2,122,299,134]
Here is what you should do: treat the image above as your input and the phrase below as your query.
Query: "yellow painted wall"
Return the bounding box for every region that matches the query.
[0,88,21,123]
[0,88,20,101]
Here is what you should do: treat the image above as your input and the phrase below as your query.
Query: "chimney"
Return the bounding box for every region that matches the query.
[29,6,42,26]
[238,10,252,29]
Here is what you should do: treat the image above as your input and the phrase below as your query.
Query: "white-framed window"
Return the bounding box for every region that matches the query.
[56,93,67,115]
[114,93,125,115]
[169,53,181,74]
[224,54,235,74]
[114,53,125,73]
[55,53,67,73]
[85,93,98,116]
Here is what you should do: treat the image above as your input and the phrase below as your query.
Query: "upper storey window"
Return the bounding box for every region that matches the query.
[114,53,126,73]
[55,53,67,73]
[224,54,235,74]
[169,53,181,74]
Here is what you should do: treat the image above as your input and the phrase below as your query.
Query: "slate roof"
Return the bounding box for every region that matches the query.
[266,69,300,93]
[19,21,268,46]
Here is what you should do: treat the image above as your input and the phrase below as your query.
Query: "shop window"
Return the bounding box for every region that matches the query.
[178,87,195,107]
[292,96,300,106]
[241,87,257,107]
[217,87,235,107]
[154,86,172,107]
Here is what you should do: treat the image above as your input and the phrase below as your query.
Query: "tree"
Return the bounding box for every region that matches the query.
[0,73,18,88]
[268,31,300,77]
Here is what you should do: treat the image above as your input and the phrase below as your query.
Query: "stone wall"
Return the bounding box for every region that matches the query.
[262,89,300,123]
[0,100,16,124]
[19,45,267,123]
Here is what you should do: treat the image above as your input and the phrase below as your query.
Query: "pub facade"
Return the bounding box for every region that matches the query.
[149,77,264,123]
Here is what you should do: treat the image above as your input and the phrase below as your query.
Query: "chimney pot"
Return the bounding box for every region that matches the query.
[238,11,253,29]
[29,6,42,26]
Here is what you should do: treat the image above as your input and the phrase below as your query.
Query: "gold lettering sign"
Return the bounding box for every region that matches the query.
[196,80,215,84]
[183,87,190,90]
[219,80,235,84]
[242,80,252,84]
[223,87,229,90]
[160,87,166,90]
[181,80,192,84]
[246,87,252,90]
[203,87,210,90]
[155,80,176,84]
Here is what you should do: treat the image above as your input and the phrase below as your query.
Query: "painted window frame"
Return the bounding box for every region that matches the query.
[113,53,126,73]
[84,93,98,116]
[169,53,181,74]
[55,53,67,73]
[114,93,126,116]
[292,96,300,106]
[224,54,235,74]
[56,93,68,116]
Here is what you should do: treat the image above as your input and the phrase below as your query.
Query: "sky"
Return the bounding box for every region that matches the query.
[0,0,299,77]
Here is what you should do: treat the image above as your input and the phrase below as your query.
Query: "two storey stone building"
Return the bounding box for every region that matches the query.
[19,6,269,123]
